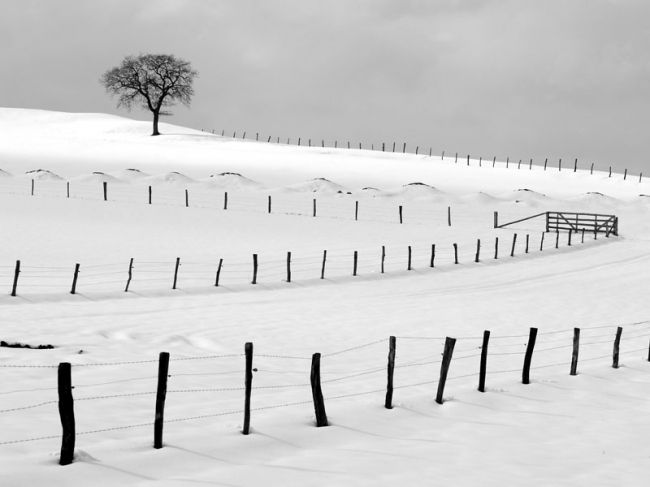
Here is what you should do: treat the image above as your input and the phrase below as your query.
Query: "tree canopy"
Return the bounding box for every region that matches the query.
[101,54,198,136]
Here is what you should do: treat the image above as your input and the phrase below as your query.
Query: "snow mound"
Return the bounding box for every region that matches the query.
[71,172,124,184]
[509,188,549,205]
[114,168,151,180]
[570,192,620,205]
[24,169,63,181]
[461,192,503,204]
[392,182,446,200]
[145,172,196,185]
[283,178,349,194]
[0,169,12,177]
[202,172,263,190]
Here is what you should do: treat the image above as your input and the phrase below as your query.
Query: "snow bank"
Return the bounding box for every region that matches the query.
[23,169,63,180]
[202,172,263,190]
[282,177,350,194]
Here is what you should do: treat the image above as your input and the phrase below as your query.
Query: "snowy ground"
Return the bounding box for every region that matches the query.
[0,108,649,486]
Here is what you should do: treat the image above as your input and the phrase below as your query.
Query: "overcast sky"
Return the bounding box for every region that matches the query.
[2,0,649,173]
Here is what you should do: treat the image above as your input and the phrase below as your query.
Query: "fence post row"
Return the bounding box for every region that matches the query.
[154,352,170,449]
[58,362,75,465]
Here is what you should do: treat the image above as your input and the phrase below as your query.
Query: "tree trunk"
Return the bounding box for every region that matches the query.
[152,110,160,136]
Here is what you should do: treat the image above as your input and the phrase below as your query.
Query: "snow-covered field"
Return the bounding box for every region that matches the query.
[1,108,649,486]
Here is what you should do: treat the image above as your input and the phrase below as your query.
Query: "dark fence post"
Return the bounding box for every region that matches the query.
[555,230,560,249]
[67,181,70,198]
[570,328,580,376]
[478,330,490,392]
[310,353,328,427]
[31,178,35,196]
[267,195,271,214]
[447,206,451,227]
[148,185,152,205]
[540,232,545,251]
[286,251,291,283]
[613,326,622,368]
[252,254,258,284]
[510,233,517,257]
[125,258,134,292]
[355,201,359,221]
[214,258,223,286]
[58,362,75,465]
[70,264,80,295]
[430,244,436,268]
[624,169,628,180]
[407,245,412,270]
[172,257,180,289]
[103,181,107,201]
[399,205,403,224]
[185,189,189,207]
[574,158,578,172]
[590,163,594,175]
[475,239,481,263]
[435,337,456,404]
[385,336,396,409]
[453,243,458,264]
[11,259,20,297]
[320,250,327,279]
[494,237,499,259]
[568,229,572,246]
[522,327,538,384]
[353,251,358,276]
[525,234,530,253]
[154,352,170,449]
[313,198,316,217]
[381,245,386,274]
[224,192,228,210]
[243,342,253,435]
[494,211,498,228]
[544,158,548,171]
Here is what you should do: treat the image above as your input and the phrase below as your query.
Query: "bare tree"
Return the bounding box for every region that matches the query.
[100,54,198,136]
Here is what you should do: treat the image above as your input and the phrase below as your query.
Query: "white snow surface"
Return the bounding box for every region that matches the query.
[0,108,649,486]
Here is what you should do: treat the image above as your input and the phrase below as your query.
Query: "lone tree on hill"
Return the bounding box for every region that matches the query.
[100,54,198,136]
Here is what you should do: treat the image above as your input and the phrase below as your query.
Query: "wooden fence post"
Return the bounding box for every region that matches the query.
[172,257,180,289]
[555,230,560,249]
[67,181,70,199]
[320,250,327,279]
[494,237,499,259]
[58,362,75,465]
[447,206,451,227]
[544,158,548,171]
[568,229,572,246]
[517,159,521,170]
[381,245,386,274]
[430,244,436,268]
[103,181,107,201]
[467,154,470,166]
[382,142,385,152]
[581,229,585,243]
[11,259,20,297]
[510,233,517,257]
[590,163,594,175]
[403,142,406,153]
[574,158,578,172]
[613,326,622,368]
[525,234,529,254]
[267,195,271,214]
[442,150,445,160]
[70,264,80,295]
[31,178,35,196]
[286,252,291,283]
[494,211,498,228]
[455,152,458,163]
[385,336,396,409]
[435,337,456,404]
[399,205,403,224]
[185,189,189,207]
[522,327,538,384]
[310,353,328,427]
[313,198,316,217]
[393,142,396,152]
[125,258,133,292]
[570,328,580,376]
[540,232,545,251]
[252,254,258,284]
[609,166,612,178]
[243,342,253,434]
[478,330,490,392]
[475,239,481,263]
[148,186,152,205]
[407,245,412,270]
[492,156,496,167]
[529,158,533,170]
[224,192,228,210]
[506,157,509,168]
[559,158,562,171]
[353,251,358,276]
[154,352,170,449]
[453,243,458,264]
[355,201,359,221]
[624,169,628,180]
[214,258,223,286]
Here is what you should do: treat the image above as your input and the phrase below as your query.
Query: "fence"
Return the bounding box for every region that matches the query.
[1,319,648,465]
[203,128,644,182]
[495,211,619,237]
[2,224,613,297]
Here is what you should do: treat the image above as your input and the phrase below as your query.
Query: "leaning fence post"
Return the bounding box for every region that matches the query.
[70,263,80,295]
[453,243,458,264]
[540,232,545,251]
[286,251,291,283]
[570,328,580,376]
[320,250,327,279]
[172,257,180,289]
[214,258,223,286]
[385,336,396,409]
[613,326,622,368]
[478,330,490,392]
[58,362,75,465]
[103,181,107,201]
[252,254,258,284]
[125,258,134,292]
[435,337,456,404]
[154,352,170,449]
[475,239,481,263]
[243,342,253,435]
[353,251,358,276]
[310,353,328,427]
[510,233,517,257]
[11,259,20,297]
[522,327,538,384]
